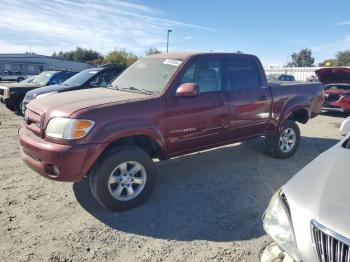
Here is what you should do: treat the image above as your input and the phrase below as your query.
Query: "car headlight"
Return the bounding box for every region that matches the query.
[45,117,95,140]
[262,189,299,261]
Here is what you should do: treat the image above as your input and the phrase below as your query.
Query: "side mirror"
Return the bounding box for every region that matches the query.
[340,117,350,136]
[176,83,199,97]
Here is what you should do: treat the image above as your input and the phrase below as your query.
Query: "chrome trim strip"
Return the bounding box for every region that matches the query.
[312,220,350,247]
[311,219,350,262]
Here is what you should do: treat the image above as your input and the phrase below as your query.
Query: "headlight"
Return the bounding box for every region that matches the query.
[45,117,95,140]
[262,190,299,261]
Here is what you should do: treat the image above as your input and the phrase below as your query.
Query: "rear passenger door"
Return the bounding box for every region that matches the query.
[224,56,272,139]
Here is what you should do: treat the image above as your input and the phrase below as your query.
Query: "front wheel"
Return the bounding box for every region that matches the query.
[89,146,156,211]
[265,120,300,159]
[5,104,15,111]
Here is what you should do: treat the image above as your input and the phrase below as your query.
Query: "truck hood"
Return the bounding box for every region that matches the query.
[25,84,78,98]
[27,87,150,117]
[2,82,43,89]
[316,67,350,84]
[283,137,350,238]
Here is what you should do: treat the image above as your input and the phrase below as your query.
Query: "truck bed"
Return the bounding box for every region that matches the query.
[268,81,324,118]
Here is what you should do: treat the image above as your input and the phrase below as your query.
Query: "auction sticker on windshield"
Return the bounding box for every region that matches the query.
[163,59,182,67]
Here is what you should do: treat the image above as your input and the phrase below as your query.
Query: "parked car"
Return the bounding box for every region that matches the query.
[261,117,350,262]
[0,70,77,114]
[268,74,295,81]
[316,67,350,114]
[19,52,323,211]
[21,64,125,113]
[0,70,27,82]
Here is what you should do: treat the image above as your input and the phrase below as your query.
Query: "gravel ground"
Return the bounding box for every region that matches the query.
[0,104,346,262]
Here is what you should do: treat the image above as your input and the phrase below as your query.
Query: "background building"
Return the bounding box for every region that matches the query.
[0,53,92,76]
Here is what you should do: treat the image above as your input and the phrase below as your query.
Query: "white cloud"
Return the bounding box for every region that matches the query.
[184,36,193,40]
[0,0,216,55]
[334,21,350,26]
[312,35,350,53]
[311,35,350,62]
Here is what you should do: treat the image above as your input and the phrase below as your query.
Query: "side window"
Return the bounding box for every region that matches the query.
[101,70,118,86]
[61,72,73,82]
[225,58,261,90]
[181,64,196,83]
[49,74,64,85]
[93,71,114,87]
[180,58,221,93]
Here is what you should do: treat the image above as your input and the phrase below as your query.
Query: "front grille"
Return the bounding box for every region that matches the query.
[325,94,341,103]
[311,220,350,262]
[24,109,43,136]
[23,150,42,162]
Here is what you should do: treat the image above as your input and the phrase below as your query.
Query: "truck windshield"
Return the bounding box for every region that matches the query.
[110,58,181,94]
[63,68,100,86]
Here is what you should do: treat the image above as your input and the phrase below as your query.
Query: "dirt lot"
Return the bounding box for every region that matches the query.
[0,104,346,262]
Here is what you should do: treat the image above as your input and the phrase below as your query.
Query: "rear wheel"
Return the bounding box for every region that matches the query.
[265,120,300,159]
[89,146,156,211]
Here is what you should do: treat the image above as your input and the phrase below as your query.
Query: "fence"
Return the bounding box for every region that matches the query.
[264,67,323,81]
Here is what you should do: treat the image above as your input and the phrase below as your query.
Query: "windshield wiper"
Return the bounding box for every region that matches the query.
[107,84,119,90]
[119,86,153,95]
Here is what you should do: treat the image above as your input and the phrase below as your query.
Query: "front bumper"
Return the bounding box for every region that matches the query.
[19,126,105,182]
[0,96,16,107]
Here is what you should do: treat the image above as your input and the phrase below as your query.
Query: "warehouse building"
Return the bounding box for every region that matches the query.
[0,53,92,76]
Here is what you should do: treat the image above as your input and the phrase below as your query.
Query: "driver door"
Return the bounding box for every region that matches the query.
[166,56,229,156]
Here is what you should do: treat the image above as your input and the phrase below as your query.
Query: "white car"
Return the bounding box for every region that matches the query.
[261,117,350,262]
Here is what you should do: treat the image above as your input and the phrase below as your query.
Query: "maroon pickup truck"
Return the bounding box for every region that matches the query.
[19,52,323,210]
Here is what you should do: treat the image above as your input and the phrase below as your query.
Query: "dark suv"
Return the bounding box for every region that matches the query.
[21,64,124,113]
[0,70,77,114]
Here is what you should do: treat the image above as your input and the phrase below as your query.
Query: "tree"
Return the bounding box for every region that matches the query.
[105,49,138,66]
[145,47,161,56]
[286,48,315,67]
[318,59,336,67]
[53,47,103,63]
[335,50,350,66]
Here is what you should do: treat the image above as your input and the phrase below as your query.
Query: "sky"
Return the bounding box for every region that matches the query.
[0,0,349,66]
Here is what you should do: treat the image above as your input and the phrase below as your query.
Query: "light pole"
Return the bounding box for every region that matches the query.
[166,29,172,53]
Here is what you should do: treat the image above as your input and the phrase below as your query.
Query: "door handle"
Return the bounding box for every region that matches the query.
[258,96,268,101]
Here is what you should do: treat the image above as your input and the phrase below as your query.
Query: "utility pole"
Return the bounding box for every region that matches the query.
[166,29,172,53]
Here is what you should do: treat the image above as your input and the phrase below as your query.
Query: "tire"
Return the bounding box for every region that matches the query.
[89,146,156,211]
[5,104,15,111]
[265,120,300,159]
[14,100,24,116]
